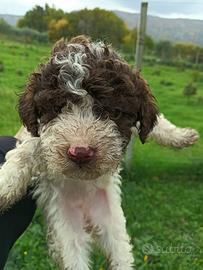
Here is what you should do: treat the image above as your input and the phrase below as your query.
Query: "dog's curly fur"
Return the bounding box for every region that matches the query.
[19,35,158,144]
[0,35,199,270]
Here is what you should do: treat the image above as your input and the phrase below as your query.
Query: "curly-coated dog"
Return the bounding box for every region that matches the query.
[0,36,199,270]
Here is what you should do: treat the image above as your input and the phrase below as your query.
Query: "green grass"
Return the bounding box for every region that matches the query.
[0,39,203,270]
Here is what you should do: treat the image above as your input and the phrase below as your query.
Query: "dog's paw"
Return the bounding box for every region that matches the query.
[171,127,199,148]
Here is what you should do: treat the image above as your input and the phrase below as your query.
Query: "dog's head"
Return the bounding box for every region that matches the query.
[19,35,159,180]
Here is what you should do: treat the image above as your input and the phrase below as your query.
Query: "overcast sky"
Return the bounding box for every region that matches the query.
[1,0,203,20]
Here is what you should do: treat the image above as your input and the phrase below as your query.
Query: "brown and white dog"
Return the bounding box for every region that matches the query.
[0,36,199,270]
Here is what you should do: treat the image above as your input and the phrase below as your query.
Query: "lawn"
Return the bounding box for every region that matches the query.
[0,39,203,270]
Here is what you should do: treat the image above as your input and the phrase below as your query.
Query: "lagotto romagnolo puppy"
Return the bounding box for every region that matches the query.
[0,36,199,270]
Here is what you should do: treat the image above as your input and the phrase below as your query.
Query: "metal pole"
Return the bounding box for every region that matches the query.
[125,2,148,171]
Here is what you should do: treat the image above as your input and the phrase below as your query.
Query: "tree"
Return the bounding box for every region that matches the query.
[17,5,47,32]
[145,35,154,51]
[66,8,130,48]
[44,4,65,26]
[17,4,65,33]
[155,40,173,60]
[16,5,155,53]
[122,28,137,53]
[173,42,203,65]
[48,18,69,42]
[183,83,197,99]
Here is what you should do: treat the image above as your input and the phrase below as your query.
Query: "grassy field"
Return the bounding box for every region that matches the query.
[0,39,203,270]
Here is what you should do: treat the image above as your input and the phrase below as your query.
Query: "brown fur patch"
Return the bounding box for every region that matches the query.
[18,36,159,144]
[83,59,158,142]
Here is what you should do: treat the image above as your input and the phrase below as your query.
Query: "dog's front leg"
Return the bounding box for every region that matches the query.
[149,114,199,148]
[90,181,134,270]
[0,137,39,212]
[132,114,199,148]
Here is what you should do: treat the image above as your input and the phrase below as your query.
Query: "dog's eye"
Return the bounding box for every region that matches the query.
[112,109,122,120]
[53,106,62,113]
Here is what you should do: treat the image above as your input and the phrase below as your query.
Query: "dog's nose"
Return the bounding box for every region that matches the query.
[67,146,95,164]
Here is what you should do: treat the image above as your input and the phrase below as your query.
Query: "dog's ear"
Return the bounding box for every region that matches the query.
[132,71,159,143]
[18,73,40,136]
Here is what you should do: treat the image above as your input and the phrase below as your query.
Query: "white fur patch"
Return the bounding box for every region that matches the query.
[54,47,89,97]
[54,41,108,98]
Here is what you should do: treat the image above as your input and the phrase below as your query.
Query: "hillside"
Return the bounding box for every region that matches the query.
[114,10,203,46]
[0,14,21,26]
[1,11,203,46]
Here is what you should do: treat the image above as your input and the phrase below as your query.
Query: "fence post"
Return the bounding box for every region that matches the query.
[125,2,148,171]
[135,2,148,70]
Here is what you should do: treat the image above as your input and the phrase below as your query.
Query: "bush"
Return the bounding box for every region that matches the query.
[191,70,201,82]
[0,18,12,33]
[176,61,185,72]
[144,55,157,66]
[183,83,197,98]
[15,27,49,43]
[190,70,203,82]
[0,18,48,44]
[160,80,173,86]
[152,70,161,76]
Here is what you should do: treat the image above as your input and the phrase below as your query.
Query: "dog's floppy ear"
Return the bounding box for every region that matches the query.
[133,71,159,143]
[18,72,40,136]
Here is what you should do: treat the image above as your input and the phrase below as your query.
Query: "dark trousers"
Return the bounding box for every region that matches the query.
[0,137,36,269]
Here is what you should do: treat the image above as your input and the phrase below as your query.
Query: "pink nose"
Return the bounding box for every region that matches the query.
[67,146,95,164]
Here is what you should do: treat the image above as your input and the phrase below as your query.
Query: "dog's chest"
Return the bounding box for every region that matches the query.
[58,180,110,231]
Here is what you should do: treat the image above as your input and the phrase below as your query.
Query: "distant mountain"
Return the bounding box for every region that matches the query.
[114,10,203,46]
[0,14,22,26]
[1,11,203,46]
